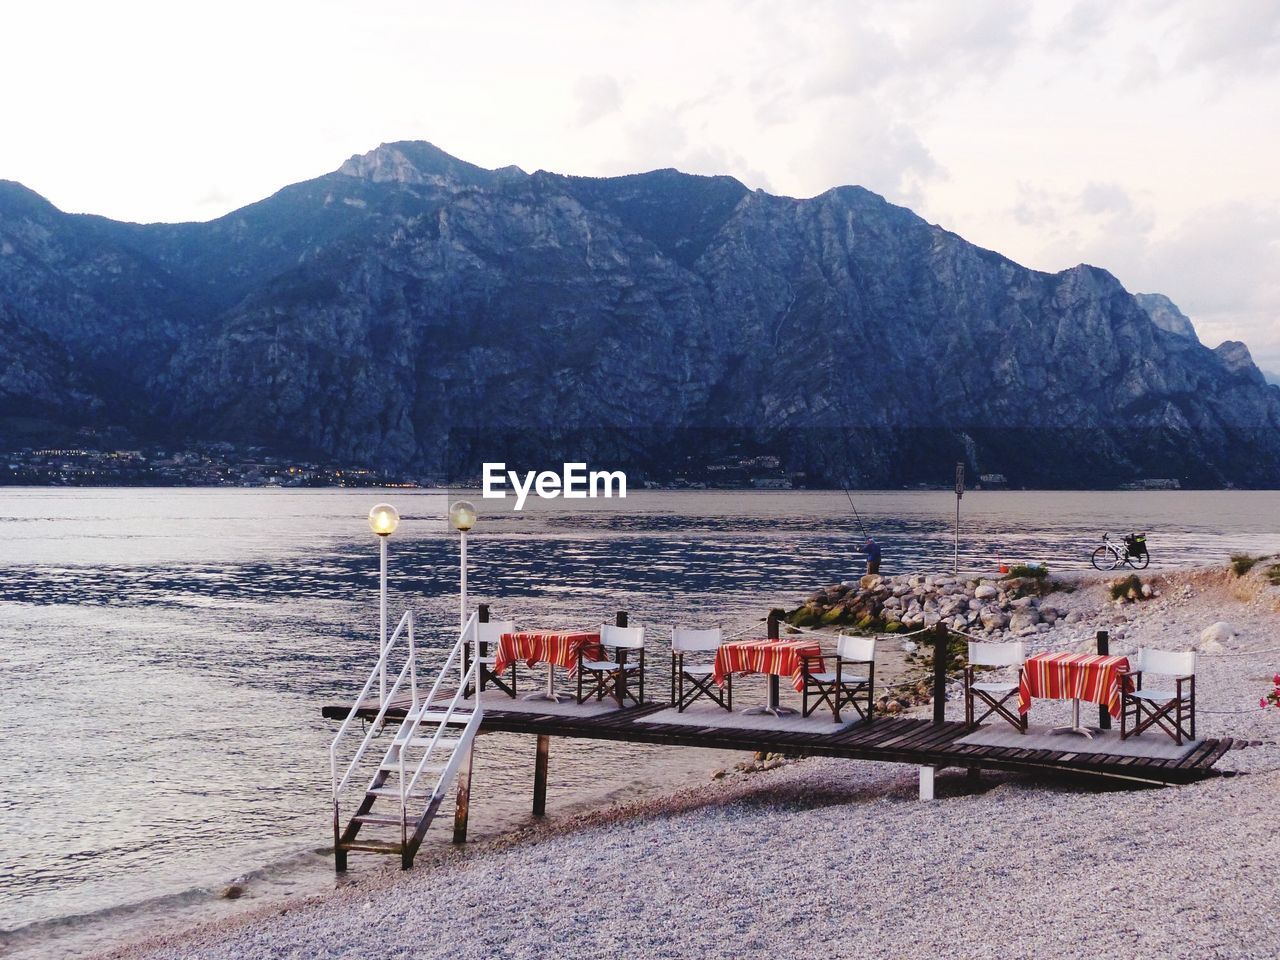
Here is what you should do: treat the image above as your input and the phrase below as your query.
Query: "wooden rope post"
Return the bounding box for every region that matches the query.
[532,734,550,816]
[932,623,949,725]
[614,611,629,705]
[1097,630,1111,730]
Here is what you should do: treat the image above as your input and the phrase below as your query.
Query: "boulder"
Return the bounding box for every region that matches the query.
[974,583,999,600]
[1009,608,1041,631]
[1200,621,1237,648]
[980,610,1009,630]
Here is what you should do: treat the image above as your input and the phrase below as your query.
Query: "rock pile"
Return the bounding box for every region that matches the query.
[788,572,1082,642]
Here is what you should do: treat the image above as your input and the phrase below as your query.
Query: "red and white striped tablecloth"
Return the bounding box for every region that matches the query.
[712,638,824,692]
[494,631,603,678]
[1018,652,1131,718]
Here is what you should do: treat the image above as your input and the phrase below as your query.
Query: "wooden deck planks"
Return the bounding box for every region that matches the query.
[323,696,1231,786]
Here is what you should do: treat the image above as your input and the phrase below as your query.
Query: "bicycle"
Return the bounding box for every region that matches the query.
[1091,532,1150,571]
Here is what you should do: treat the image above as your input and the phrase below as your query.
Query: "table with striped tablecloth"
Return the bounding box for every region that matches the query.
[712,638,824,692]
[494,631,603,677]
[1018,651,1131,718]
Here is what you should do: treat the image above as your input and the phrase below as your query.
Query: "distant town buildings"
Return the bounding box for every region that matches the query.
[0,442,419,488]
[1120,478,1183,491]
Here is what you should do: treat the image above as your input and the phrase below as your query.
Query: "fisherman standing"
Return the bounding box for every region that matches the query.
[856,536,881,575]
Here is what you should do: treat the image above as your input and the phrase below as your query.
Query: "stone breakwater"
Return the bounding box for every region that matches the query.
[788,571,1092,643]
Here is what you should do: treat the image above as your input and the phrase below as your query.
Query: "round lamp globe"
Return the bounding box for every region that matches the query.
[368,503,400,537]
[449,500,477,532]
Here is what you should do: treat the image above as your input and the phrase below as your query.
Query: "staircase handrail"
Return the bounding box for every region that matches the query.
[400,613,483,806]
[329,610,416,801]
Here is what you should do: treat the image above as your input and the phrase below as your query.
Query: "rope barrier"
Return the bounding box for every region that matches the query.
[1199,646,1280,659]
[722,617,768,640]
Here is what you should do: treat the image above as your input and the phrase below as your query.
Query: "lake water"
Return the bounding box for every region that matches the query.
[2,487,1277,958]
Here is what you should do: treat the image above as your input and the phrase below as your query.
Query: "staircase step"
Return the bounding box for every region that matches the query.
[406,710,476,726]
[378,760,449,774]
[367,783,437,799]
[391,736,463,751]
[352,813,407,827]
[338,840,404,854]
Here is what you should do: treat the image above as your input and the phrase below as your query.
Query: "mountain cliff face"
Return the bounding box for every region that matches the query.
[1134,293,1199,342]
[2,142,1278,486]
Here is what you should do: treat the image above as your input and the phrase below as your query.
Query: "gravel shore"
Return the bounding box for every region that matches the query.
[109,568,1280,960]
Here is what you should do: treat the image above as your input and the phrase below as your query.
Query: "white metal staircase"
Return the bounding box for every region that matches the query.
[329,611,482,870]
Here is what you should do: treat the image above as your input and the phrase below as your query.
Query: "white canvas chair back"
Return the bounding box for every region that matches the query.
[672,627,722,653]
[600,624,645,649]
[836,635,876,662]
[968,640,1024,668]
[1136,648,1196,677]
[476,619,516,645]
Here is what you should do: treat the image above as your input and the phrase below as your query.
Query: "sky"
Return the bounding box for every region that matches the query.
[3,0,1279,370]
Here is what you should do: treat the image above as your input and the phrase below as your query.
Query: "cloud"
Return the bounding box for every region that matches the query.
[1023,184,1280,369]
[1080,181,1140,217]
[797,0,1031,108]
[798,105,944,207]
[1011,182,1064,227]
[1173,0,1280,78]
[901,0,1031,79]
[573,74,622,126]
[1048,0,1119,53]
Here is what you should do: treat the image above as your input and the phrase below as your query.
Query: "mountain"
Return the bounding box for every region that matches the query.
[1134,293,1198,342]
[2,141,1279,487]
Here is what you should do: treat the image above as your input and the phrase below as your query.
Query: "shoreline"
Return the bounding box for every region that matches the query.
[100,565,1280,960]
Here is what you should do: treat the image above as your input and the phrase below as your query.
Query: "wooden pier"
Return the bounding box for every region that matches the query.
[324,615,1234,865]
[322,692,1234,791]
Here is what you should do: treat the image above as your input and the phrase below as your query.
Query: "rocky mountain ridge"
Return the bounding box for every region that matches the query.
[1,141,1278,486]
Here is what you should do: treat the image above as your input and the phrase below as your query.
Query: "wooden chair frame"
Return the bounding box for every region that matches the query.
[672,653,731,711]
[799,636,875,723]
[963,664,1027,732]
[963,640,1027,733]
[671,627,730,712]
[1119,669,1196,745]
[576,626,646,707]
[464,620,517,699]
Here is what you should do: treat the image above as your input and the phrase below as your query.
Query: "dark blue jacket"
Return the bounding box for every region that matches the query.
[861,539,881,563]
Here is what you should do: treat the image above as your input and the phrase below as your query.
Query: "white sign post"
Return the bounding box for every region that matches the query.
[954,462,965,575]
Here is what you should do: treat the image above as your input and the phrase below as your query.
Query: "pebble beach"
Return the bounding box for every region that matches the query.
[106,565,1280,960]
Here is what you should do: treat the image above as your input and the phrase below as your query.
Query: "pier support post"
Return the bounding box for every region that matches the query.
[931,624,949,725]
[466,604,490,700]
[532,734,550,816]
[453,739,475,844]
[919,765,935,801]
[1096,631,1111,730]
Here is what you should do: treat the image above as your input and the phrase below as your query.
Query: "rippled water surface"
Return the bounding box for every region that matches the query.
[2,487,1277,957]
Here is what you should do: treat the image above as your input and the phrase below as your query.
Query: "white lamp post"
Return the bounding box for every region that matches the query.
[368,502,400,705]
[448,500,477,630]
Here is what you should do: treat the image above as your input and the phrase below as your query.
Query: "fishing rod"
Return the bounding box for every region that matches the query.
[839,480,871,540]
